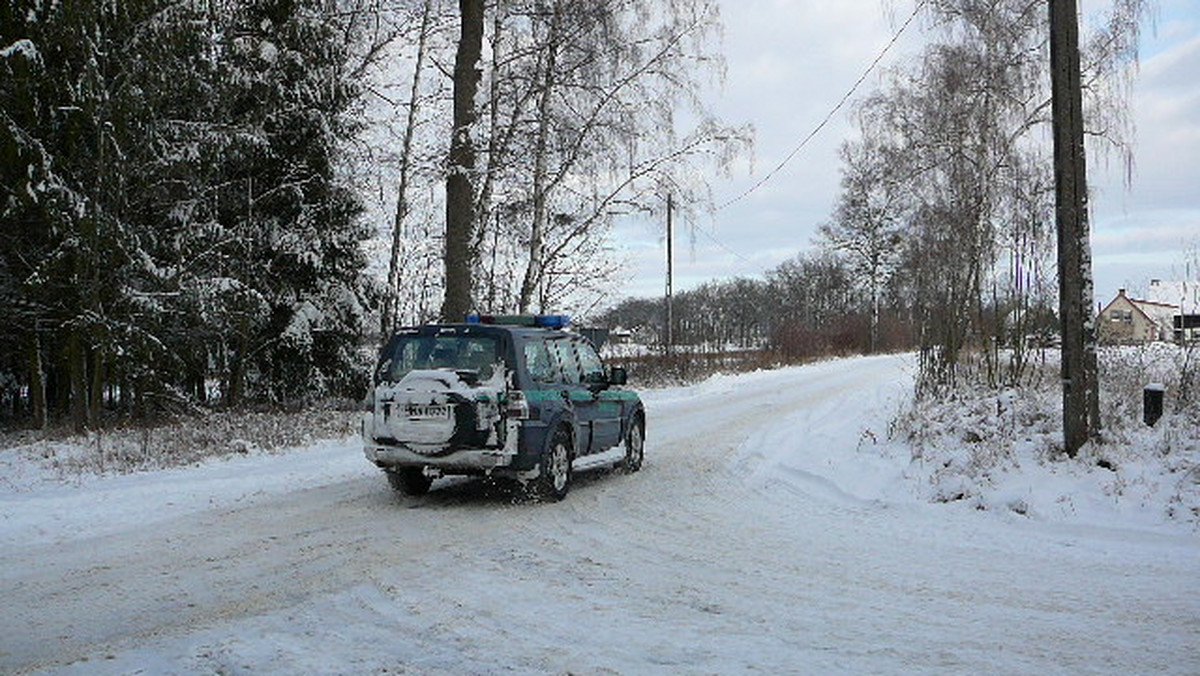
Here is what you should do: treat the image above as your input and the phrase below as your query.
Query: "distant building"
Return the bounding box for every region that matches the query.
[1146,279,1199,313]
[1146,279,1200,342]
[1097,289,1178,344]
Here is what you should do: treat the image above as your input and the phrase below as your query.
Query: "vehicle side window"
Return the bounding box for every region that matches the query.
[523,340,559,383]
[547,338,581,385]
[574,339,605,384]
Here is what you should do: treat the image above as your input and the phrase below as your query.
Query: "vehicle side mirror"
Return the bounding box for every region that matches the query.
[608,366,627,386]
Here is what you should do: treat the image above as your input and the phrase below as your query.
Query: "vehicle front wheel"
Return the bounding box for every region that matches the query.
[622,417,644,473]
[536,427,573,501]
[386,467,432,496]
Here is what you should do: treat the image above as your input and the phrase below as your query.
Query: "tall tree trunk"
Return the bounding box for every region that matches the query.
[89,344,104,425]
[869,276,880,354]
[67,330,89,432]
[227,319,250,409]
[441,0,485,322]
[383,0,434,336]
[1049,0,1100,456]
[475,1,506,308]
[28,333,47,430]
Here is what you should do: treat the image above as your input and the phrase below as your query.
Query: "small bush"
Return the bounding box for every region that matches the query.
[0,404,359,480]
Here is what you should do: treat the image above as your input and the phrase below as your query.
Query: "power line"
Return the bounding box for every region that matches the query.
[684,213,756,266]
[714,0,928,213]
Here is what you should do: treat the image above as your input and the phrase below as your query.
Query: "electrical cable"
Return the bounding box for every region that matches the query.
[714,0,928,213]
[685,214,756,265]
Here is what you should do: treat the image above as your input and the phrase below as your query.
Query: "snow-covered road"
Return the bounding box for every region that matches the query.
[2,354,1197,675]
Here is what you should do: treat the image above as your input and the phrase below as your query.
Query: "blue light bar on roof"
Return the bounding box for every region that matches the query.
[464,313,571,328]
[535,314,570,328]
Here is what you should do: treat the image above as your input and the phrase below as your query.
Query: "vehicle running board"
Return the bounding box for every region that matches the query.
[571,447,626,473]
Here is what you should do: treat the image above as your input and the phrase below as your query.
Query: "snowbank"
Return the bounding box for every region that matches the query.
[0,435,365,549]
[728,348,1199,533]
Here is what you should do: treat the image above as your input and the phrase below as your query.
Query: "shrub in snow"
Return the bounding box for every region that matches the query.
[892,345,1199,528]
[0,407,358,482]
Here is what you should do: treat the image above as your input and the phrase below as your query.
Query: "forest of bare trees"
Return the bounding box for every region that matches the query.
[594,0,1148,407]
[379,0,752,329]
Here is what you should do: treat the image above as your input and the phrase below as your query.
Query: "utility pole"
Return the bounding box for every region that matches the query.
[1049,0,1100,456]
[665,193,674,354]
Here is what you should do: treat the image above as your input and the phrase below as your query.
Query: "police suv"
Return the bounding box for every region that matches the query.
[362,314,645,500]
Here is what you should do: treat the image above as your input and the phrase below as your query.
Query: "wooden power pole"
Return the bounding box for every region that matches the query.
[665,193,674,353]
[1049,0,1100,456]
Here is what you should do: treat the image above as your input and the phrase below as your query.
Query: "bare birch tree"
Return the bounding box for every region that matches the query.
[820,122,905,354]
[382,0,436,335]
[845,0,1150,394]
[473,0,751,314]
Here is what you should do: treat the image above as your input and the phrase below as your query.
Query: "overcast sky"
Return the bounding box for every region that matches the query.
[607,0,1200,306]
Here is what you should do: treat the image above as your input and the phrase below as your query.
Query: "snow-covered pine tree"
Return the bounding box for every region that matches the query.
[1,0,169,429]
[1,0,376,427]
[174,0,374,406]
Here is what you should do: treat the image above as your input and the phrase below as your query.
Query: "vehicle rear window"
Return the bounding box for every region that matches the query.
[377,335,500,383]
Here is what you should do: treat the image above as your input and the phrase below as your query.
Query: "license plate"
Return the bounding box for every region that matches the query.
[404,404,451,420]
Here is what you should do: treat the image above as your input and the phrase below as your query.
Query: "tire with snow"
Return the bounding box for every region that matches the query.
[621,416,644,473]
[386,468,432,496]
[535,426,573,501]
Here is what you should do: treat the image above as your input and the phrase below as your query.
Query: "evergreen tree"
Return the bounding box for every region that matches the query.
[1,0,375,427]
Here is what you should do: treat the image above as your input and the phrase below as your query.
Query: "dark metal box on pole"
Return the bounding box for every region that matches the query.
[1143,383,1165,427]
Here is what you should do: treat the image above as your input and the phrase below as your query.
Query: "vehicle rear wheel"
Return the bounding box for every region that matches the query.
[386,467,432,496]
[622,417,644,473]
[536,427,573,501]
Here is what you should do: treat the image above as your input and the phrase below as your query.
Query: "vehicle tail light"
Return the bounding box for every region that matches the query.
[506,390,530,420]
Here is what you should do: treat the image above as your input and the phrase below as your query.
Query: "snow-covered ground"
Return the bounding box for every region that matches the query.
[1,354,1197,675]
